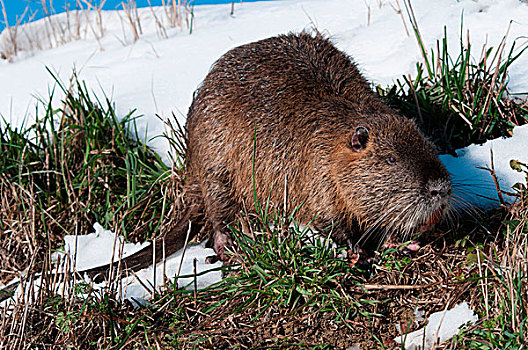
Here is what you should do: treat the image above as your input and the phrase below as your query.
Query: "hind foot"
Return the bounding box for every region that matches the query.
[206,230,233,263]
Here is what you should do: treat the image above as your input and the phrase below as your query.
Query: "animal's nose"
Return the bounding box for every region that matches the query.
[428,181,451,199]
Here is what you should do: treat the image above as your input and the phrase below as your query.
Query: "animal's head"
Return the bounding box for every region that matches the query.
[333,114,451,242]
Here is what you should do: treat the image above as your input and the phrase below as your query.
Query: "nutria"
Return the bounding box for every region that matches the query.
[84,32,451,278]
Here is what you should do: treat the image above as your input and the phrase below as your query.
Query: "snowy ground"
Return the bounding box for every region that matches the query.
[1,0,528,306]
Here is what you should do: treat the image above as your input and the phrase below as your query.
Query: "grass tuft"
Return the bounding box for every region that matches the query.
[220,211,367,323]
[0,70,181,284]
[378,22,528,153]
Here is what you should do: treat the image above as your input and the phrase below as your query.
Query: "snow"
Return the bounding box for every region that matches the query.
[58,223,150,271]
[0,0,526,329]
[68,224,223,303]
[394,302,479,349]
[442,124,528,209]
[61,223,223,302]
[121,240,223,303]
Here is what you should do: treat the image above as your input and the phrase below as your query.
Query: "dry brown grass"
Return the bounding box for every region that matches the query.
[450,185,528,348]
[1,203,518,348]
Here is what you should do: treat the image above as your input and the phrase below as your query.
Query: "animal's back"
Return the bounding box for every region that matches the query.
[187,33,386,131]
[186,33,383,222]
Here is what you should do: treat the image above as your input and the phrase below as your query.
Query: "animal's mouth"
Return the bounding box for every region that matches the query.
[418,205,446,232]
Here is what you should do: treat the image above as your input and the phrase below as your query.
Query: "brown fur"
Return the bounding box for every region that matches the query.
[84,33,451,278]
[186,32,451,259]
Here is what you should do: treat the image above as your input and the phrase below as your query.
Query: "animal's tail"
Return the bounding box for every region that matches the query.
[82,182,205,282]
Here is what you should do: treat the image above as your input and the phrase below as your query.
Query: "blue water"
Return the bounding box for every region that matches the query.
[0,0,274,31]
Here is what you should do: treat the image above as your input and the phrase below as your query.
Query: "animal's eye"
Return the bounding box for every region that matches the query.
[387,156,397,165]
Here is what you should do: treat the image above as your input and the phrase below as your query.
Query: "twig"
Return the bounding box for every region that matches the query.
[175,221,192,288]
[407,73,424,125]
[129,269,152,294]
[121,0,141,42]
[390,0,409,36]
[193,258,197,307]
[152,237,156,298]
[363,0,371,26]
[476,246,489,319]
[147,0,168,39]
[363,281,440,290]
[476,149,506,206]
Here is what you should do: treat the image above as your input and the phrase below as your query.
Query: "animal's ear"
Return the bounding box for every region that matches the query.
[350,126,369,152]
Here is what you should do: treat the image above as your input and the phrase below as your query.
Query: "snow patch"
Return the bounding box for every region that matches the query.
[441,124,528,209]
[56,222,150,271]
[120,240,223,305]
[394,302,478,349]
